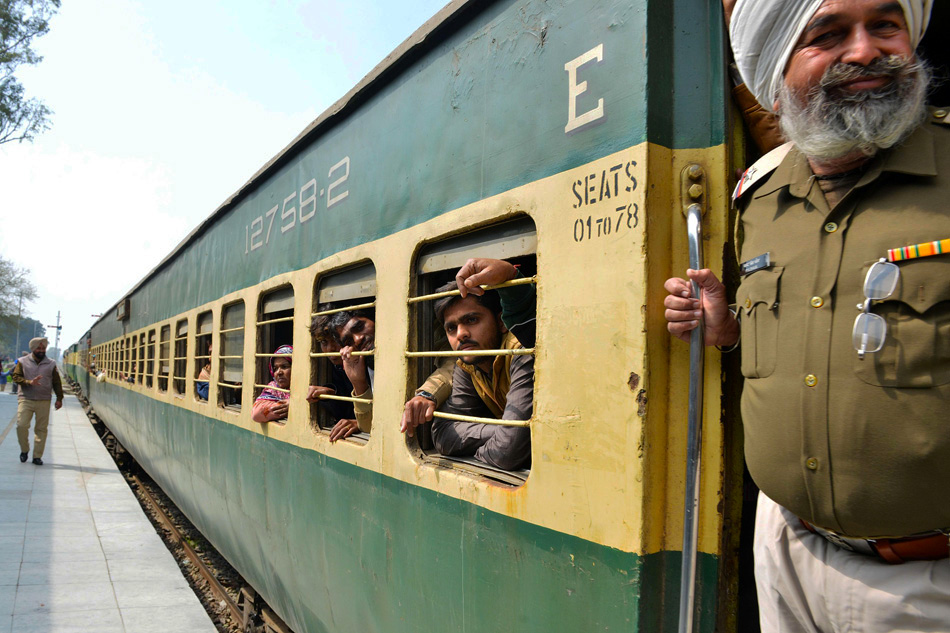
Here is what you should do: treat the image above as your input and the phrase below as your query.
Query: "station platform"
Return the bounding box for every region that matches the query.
[0,391,217,633]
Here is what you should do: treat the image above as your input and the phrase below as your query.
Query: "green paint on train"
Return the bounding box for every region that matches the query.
[94,0,724,340]
[75,367,719,633]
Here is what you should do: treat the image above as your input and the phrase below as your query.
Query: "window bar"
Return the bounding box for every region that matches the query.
[313,393,372,405]
[254,353,299,358]
[310,350,374,358]
[255,316,295,326]
[252,383,290,394]
[407,276,537,304]
[218,355,243,360]
[310,301,376,317]
[217,381,243,389]
[431,411,529,428]
[405,348,534,358]
[219,326,245,334]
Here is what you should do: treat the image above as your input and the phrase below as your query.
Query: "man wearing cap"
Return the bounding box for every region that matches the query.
[665,0,949,630]
[10,338,63,466]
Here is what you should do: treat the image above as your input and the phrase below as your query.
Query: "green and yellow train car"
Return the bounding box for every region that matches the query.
[66,1,753,631]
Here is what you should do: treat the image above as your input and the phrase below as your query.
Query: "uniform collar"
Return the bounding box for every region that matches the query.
[752,123,937,202]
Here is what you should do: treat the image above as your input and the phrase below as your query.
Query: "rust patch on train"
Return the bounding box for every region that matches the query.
[627,372,640,391]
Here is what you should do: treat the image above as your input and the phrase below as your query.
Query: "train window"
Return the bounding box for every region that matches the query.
[124,338,131,380]
[146,330,156,388]
[409,217,537,485]
[173,320,188,396]
[310,262,376,443]
[131,335,138,383]
[219,301,244,411]
[138,334,146,384]
[254,287,294,421]
[157,326,170,392]
[195,311,213,402]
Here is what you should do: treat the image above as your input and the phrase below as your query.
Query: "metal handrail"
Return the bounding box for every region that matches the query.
[431,411,529,428]
[406,348,534,358]
[407,276,536,304]
[678,202,705,633]
[253,383,290,394]
[313,393,372,405]
[256,316,294,326]
[311,301,376,317]
[309,350,374,358]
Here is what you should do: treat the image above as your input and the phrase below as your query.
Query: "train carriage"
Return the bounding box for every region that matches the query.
[68,0,950,630]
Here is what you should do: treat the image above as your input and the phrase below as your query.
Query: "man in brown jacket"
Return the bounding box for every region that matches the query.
[665,1,948,631]
[11,337,63,465]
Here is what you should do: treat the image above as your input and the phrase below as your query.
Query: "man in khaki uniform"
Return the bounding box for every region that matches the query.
[11,337,63,465]
[665,0,948,631]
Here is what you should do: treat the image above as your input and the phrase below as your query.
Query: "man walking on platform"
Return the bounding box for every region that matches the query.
[11,338,63,465]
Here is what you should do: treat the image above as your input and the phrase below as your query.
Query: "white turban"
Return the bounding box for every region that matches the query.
[29,337,48,352]
[730,0,933,111]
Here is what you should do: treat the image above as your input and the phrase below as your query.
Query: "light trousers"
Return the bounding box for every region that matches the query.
[754,492,950,633]
[17,399,51,458]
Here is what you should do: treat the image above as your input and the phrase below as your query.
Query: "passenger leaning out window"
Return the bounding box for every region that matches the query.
[252,345,292,424]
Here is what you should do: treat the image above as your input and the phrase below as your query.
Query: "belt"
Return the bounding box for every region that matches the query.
[800,520,950,564]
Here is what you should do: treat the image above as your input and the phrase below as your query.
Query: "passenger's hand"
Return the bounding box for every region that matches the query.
[54,399,63,410]
[269,401,289,421]
[329,418,359,442]
[664,269,739,346]
[400,395,435,437]
[29,376,41,386]
[456,258,517,298]
[306,385,335,403]
[340,346,368,394]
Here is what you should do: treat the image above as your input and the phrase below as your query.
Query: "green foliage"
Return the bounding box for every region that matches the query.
[0,315,43,359]
[0,0,60,144]
[0,254,38,320]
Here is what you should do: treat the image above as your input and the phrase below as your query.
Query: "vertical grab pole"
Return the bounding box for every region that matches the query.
[678,203,705,633]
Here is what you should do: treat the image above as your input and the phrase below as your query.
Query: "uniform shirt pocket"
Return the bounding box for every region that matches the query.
[854,258,950,388]
[736,266,784,379]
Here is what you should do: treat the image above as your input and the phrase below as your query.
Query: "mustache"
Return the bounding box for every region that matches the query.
[818,56,911,100]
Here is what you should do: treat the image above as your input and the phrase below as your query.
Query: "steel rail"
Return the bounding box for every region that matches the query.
[309,350,374,358]
[431,411,529,427]
[314,393,372,404]
[311,301,376,317]
[253,383,290,394]
[256,316,295,326]
[132,475,244,625]
[678,202,705,633]
[406,348,534,358]
[407,276,537,304]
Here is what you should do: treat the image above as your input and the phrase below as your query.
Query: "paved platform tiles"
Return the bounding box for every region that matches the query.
[0,391,217,633]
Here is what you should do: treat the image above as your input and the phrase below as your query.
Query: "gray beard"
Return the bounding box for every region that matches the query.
[777,56,931,162]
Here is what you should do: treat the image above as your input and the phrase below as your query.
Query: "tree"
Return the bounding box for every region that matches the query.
[0,0,60,145]
[0,315,43,358]
[0,255,38,321]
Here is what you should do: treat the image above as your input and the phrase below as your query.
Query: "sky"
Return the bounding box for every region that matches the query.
[0,0,449,355]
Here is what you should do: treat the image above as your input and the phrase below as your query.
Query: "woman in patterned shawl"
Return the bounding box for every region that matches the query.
[251,345,292,423]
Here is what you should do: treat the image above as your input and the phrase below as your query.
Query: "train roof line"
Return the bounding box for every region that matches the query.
[90,0,480,332]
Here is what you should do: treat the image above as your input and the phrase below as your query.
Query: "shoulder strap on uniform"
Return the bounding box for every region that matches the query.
[930,107,949,127]
[731,142,794,207]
